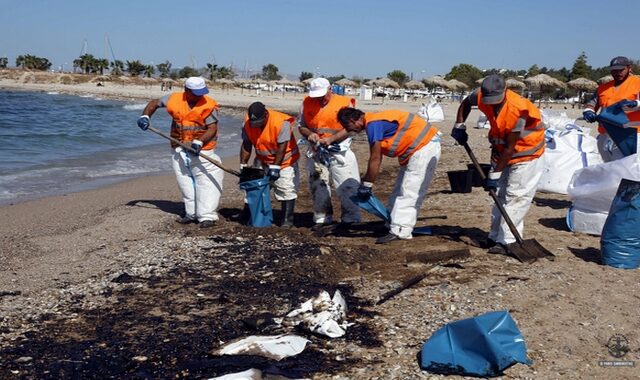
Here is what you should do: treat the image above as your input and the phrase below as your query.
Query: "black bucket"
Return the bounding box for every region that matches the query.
[467,163,492,187]
[447,170,473,193]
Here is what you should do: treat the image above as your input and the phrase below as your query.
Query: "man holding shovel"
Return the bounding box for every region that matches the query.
[337,107,441,244]
[137,76,223,228]
[451,75,545,254]
[240,102,300,227]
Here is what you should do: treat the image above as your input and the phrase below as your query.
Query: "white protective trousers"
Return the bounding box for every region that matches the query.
[387,140,441,239]
[172,147,224,222]
[305,148,361,224]
[489,157,544,244]
[252,160,300,201]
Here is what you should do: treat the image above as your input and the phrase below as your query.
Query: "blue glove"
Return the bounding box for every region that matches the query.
[451,123,468,144]
[190,139,203,155]
[326,144,341,153]
[617,99,639,110]
[582,109,597,123]
[483,171,501,192]
[267,165,281,181]
[357,182,373,199]
[137,115,150,130]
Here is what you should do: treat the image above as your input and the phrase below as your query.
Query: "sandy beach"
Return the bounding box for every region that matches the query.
[1,75,638,379]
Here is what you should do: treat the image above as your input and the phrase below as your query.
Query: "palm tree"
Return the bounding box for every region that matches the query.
[126,60,146,77]
[110,60,124,75]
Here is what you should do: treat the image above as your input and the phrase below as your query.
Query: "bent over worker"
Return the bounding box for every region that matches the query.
[582,56,640,162]
[451,74,545,254]
[240,102,300,227]
[298,78,361,230]
[137,77,223,228]
[337,107,441,244]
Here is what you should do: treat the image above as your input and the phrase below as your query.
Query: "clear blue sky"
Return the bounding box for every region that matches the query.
[1,0,638,79]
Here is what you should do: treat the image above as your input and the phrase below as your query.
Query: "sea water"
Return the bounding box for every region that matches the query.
[0,90,243,204]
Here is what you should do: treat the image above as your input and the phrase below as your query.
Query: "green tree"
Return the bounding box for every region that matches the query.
[178,66,200,78]
[527,64,541,77]
[327,74,346,84]
[144,64,155,78]
[445,63,483,87]
[0,57,8,68]
[261,63,281,80]
[216,66,235,80]
[387,70,409,87]
[299,71,313,82]
[126,60,146,77]
[110,60,124,75]
[156,60,172,78]
[15,54,51,71]
[96,58,109,75]
[571,52,591,79]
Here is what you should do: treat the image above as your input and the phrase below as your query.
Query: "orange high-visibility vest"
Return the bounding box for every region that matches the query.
[596,75,640,133]
[166,92,219,150]
[478,89,545,165]
[364,110,438,166]
[302,94,355,138]
[243,109,299,168]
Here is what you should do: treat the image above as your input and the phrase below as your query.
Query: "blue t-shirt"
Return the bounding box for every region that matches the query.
[366,120,398,145]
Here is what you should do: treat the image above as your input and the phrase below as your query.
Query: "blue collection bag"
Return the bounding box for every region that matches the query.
[420,311,531,377]
[349,194,433,235]
[601,178,640,269]
[597,104,637,157]
[239,177,273,227]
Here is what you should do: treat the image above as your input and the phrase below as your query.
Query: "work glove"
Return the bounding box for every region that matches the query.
[484,170,501,192]
[326,143,342,153]
[582,109,597,123]
[357,181,373,199]
[137,115,150,130]
[190,139,203,155]
[451,123,468,144]
[267,165,281,181]
[617,99,640,111]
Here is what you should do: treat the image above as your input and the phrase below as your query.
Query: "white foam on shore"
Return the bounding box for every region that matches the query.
[123,103,146,110]
[46,91,59,95]
[79,94,94,98]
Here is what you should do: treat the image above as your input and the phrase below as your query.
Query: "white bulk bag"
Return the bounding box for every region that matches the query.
[418,100,444,122]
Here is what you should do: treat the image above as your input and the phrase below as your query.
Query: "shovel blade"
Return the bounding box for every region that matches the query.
[506,239,555,263]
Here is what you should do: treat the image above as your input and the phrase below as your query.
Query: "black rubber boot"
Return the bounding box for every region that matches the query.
[280,200,295,227]
[239,203,251,225]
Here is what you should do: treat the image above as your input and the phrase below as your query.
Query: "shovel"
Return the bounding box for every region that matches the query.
[146,125,240,177]
[461,142,554,263]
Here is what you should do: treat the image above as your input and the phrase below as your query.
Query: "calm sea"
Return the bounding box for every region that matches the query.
[0,90,243,204]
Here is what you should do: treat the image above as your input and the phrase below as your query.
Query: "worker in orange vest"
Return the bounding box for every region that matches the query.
[583,56,640,162]
[240,102,300,227]
[337,107,441,243]
[452,74,545,254]
[137,77,224,228]
[298,78,361,231]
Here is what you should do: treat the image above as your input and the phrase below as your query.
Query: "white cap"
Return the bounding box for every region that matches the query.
[184,76,209,96]
[309,77,330,97]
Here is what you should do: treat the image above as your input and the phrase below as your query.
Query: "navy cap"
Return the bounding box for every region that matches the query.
[481,74,506,105]
[610,56,632,70]
[248,102,267,125]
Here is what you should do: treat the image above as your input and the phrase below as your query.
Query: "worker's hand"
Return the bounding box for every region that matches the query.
[451,123,468,145]
[137,115,150,130]
[483,171,501,192]
[190,139,203,155]
[240,163,248,171]
[357,181,373,199]
[582,109,597,123]
[267,165,281,181]
[618,99,640,110]
[307,133,320,144]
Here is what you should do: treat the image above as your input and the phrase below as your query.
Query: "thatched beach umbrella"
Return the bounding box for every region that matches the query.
[302,78,314,86]
[422,75,451,89]
[567,77,598,92]
[404,80,426,90]
[597,75,613,84]
[524,74,566,89]
[506,78,526,90]
[447,79,468,92]
[369,77,400,89]
[335,78,357,87]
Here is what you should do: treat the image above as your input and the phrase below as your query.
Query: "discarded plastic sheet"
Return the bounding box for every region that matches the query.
[413,226,432,235]
[601,178,640,269]
[281,290,350,338]
[217,335,309,361]
[349,194,390,221]
[209,368,262,380]
[597,105,637,157]
[420,310,531,377]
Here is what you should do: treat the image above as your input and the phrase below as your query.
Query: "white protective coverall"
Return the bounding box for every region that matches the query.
[488,157,544,244]
[387,138,441,238]
[172,147,224,222]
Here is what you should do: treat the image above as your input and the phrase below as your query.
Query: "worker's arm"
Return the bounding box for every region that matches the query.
[296,104,320,144]
[319,128,349,146]
[273,141,287,166]
[141,99,161,118]
[362,142,383,184]
[455,96,473,123]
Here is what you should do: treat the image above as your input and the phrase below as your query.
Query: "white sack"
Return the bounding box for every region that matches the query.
[418,100,444,122]
[476,113,490,129]
[541,109,576,132]
[217,335,309,361]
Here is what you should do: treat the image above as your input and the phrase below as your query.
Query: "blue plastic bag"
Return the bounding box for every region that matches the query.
[601,178,640,269]
[349,194,390,221]
[239,177,273,227]
[420,311,531,377]
[597,104,637,157]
